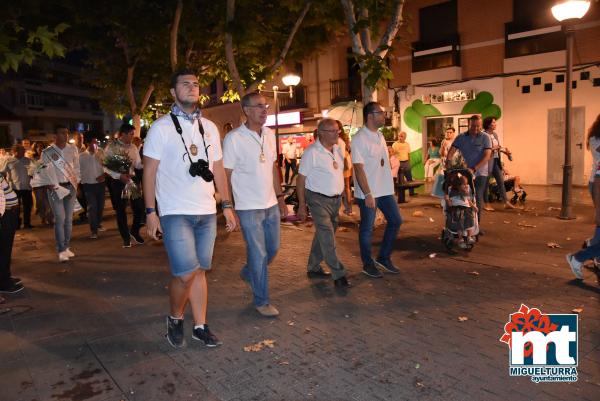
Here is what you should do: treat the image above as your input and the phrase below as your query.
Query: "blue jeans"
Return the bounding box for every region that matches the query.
[474,176,488,223]
[357,195,402,266]
[160,214,217,277]
[237,204,281,307]
[47,184,76,252]
[575,182,600,262]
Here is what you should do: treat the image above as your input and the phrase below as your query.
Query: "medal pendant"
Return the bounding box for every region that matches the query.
[259,153,266,163]
[380,158,384,167]
[190,144,198,156]
[333,160,339,170]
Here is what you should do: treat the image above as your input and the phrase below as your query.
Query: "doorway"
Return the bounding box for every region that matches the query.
[547,107,585,186]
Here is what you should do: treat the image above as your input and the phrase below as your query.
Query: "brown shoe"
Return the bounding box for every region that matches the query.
[256,304,279,317]
[504,201,517,209]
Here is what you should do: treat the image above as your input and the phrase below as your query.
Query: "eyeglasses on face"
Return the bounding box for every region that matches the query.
[370,110,384,115]
[246,103,270,110]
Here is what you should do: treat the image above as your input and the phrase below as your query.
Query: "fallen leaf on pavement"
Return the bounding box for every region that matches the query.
[243,339,276,352]
[503,220,511,224]
[428,217,434,222]
[415,363,420,369]
[546,242,561,248]
[566,237,571,241]
[412,211,424,217]
[428,253,436,258]
[287,320,295,326]
[467,271,480,276]
[548,206,561,211]
[304,327,311,333]
[414,379,425,388]
[458,316,469,322]
[572,307,583,314]
[408,311,419,319]
[517,222,536,228]
[277,360,290,366]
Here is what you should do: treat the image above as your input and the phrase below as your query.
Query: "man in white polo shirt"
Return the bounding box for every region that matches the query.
[143,69,236,348]
[79,137,105,239]
[223,92,288,317]
[297,118,352,288]
[352,101,403,278]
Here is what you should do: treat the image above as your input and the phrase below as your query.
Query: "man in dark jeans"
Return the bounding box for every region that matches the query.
[104,124,145,247]
[0,175,24,294]
[4,144,33,228]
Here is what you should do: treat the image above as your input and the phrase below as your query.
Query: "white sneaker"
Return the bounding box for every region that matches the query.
[58,251,70,263]
[566,254,583,280]
[65,248,75,258]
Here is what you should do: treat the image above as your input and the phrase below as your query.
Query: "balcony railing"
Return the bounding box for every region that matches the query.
[279,85,307,111]
[330,77,362,104]
[504,22,565,59]
[411,35,461,72]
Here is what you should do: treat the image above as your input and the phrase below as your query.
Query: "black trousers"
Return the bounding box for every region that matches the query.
[14,189,33,227]
[284,159,297,184]
[0,208,18,287]
[109,180,144,241]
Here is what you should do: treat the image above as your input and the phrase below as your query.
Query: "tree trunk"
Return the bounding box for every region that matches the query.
[361,71,376,103]
[132,114,142,138]
[170,0,183,72]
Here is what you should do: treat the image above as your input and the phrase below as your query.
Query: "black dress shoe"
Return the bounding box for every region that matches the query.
[334,276,351,288]
[307,269,331,278]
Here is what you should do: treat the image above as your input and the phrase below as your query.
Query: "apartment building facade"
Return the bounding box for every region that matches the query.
[202,0,600,185]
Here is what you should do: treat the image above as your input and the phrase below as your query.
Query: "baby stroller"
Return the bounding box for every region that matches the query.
[487,176,527,205]
[440,168,479,252]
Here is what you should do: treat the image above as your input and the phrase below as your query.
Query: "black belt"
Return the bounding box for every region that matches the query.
[308,189,341,199]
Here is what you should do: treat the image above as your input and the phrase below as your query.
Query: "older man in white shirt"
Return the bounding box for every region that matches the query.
[42,126,81,262]
[297,118,352,288]
[224,92,288,318]
[79,138,106,239]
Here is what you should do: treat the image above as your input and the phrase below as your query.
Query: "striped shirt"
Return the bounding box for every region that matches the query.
[1,175,18,209]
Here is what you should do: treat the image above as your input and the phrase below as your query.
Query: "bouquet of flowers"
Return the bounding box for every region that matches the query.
[104,151,142,200]
[27,159,47,177]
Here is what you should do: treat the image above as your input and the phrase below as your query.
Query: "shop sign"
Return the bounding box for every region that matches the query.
[422,89,474,104]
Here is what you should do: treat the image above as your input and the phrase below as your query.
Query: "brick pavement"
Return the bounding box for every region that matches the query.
[1,193,599,401]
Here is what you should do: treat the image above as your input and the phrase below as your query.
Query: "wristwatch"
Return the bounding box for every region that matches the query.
[145,207,156,215]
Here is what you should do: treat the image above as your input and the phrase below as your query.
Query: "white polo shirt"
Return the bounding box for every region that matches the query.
[144,114,222,216]
[298,139,344,197]
[351,126,394,199]
[223,124,277,211]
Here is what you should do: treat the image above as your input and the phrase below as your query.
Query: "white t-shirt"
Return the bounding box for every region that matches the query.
[590,136,600,182]
[282,142,298,160]
[144,114,222,216]
[298,139,344,196]
[223,124,277,210]
[79,151,104,185]
[351,127,394,199]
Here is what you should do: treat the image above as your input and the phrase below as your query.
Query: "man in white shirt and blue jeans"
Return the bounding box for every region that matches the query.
[223,92,288,318]
[352,102,403,278]
[79,138,105,239]
[143,70,236,348]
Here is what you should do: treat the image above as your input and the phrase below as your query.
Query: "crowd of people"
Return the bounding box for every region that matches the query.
[1,69,598,348]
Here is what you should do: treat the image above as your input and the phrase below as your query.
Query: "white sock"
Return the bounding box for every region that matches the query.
[194,324,205,330]
[170,315,183,321]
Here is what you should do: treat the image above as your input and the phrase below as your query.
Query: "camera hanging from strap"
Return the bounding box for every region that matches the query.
[170,113,214,182]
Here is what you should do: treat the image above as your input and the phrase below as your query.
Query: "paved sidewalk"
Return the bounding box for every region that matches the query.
[1,191,599,401]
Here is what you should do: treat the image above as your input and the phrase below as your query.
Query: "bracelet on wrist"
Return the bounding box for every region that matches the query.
[222,200,233,209]
[145,207,156,215]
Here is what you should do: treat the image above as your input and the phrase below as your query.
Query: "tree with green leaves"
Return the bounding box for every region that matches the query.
[340,0,405,102]
[0,2,68,73]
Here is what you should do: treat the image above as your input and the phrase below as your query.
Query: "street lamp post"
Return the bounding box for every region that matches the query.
[261,73,301,164]
[551,0,591,220]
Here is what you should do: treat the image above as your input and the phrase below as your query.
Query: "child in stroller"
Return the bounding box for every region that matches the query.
[487,165,526,205]
[441,169,479,250]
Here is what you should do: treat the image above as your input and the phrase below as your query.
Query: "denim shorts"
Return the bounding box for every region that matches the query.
[160,214,217,277]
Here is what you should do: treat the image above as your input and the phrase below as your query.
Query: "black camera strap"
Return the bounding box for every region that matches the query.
[170,113,210,163]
